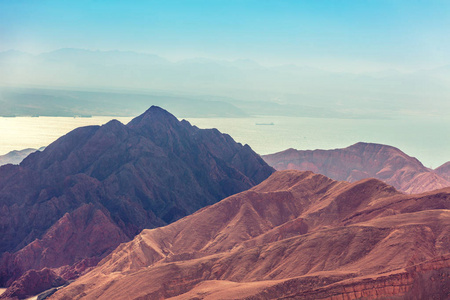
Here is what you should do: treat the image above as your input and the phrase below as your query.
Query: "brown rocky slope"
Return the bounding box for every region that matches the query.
[0,106,273,298]
[263,142,450,194]
[436,161,450,182]
[50,170,450,300]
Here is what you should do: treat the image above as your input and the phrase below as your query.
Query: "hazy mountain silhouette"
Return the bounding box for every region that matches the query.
[0,147,44,166]
[0,87,248,118]
[2,48,449,119]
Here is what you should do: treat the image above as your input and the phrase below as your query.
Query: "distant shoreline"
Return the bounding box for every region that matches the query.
[0,115,449,168]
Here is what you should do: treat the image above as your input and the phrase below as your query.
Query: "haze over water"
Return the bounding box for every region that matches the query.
[1,115,448,168]
[1,1,450,169]
[0,116,132,155]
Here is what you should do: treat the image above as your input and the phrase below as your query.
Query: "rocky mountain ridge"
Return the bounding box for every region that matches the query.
[0,106,273,299]
[263,142,450,194]
[49,170,450,299]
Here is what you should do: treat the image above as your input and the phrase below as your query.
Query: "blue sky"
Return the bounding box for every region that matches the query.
[2,0,450,71]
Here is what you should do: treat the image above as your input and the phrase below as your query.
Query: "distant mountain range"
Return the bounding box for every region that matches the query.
[0,148,44,166]
[50,170,450,300]
[0,86,249,118]
[263,142,450,194]
[0,107,273,298]
[1,48,450,119]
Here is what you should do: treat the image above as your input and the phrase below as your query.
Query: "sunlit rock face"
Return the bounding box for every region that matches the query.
[263,142,450,194]
[51,170,450,300]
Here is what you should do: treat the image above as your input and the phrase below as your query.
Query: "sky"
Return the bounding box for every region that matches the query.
[1,0,450,166]
[2,0,450,72]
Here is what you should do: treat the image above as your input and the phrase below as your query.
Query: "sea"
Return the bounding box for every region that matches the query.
[0,115,449,168]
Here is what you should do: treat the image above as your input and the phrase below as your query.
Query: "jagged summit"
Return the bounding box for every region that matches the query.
[127,105,179,129]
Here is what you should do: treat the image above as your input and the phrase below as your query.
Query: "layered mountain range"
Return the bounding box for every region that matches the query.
[0,106,273,299]
[2,48,450,119]
[0,148,44,167]
[50,170,450,300]
[1,106,449,299]
[263,142,450,194]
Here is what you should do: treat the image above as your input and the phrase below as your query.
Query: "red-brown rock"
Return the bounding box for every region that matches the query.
[436,161,450,182]
[50,170,450,299]
[0,268,66,300]
[263,142,450,194]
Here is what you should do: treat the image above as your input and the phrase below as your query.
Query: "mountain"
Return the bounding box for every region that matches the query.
[50,170,450,300]
[0,106,273,298]
[0,148,44,166]
[435,161,450,182]
[262,142,450,194]
[0,87,248,118]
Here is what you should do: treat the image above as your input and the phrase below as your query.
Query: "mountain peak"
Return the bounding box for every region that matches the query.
[0,106,274,290]
[146,105,172,115]
[348,142,399,152]
[126,106,179,129]
[263,142,448,194]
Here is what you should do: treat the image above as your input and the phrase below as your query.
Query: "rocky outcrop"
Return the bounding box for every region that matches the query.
[50,170,450,300]
[263,142,450,194]
[0,106,273,293]
[0,204,128,288]
[0,268,66,300]
[248,254,450,299]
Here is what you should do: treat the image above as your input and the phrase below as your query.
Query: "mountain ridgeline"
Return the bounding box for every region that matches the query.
[0,106,274,294]
[2,48,450,119]
[0,148,44,167]
[263,142,450,194]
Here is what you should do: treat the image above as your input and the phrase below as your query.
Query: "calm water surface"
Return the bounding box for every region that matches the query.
[0,116,132,154]
[185,115,450,168]
[0,115,448,168]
